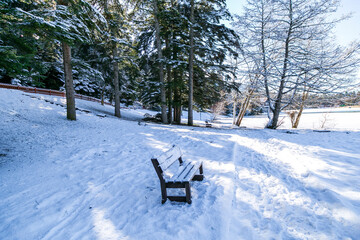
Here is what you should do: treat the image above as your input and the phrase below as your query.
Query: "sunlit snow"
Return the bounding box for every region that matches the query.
[0,88,359,239]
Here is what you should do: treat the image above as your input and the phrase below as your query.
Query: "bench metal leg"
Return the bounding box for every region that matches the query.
[185,182,192,204]
[199,163,203,174]
[160,181,167,204]
[193,163,204,181]
[193,175,204,181]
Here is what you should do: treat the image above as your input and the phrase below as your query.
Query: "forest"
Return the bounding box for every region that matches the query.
[1,0,359,129]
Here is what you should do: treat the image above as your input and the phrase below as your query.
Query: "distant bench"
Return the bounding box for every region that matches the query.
[151,145,204,204]
[205,120,212,128]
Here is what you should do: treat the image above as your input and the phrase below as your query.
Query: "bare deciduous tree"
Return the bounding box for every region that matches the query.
[233,0,360,129]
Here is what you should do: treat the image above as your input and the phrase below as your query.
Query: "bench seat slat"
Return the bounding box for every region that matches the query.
[176,162,195,182]
[174,162,192,180]
[165,161,191,183]
[166,161,201,183]
[157,146,182,170]
[179,161,202,182]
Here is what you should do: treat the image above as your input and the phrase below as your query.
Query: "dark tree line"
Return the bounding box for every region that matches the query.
[0,0,238,124]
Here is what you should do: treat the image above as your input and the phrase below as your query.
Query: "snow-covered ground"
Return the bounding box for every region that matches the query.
[1,88,360,240]
[195,108,360,131]
[238,108,360,130]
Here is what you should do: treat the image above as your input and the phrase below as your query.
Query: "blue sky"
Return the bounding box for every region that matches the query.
[226,0,360,46]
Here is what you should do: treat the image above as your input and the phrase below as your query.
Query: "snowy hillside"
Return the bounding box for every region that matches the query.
[1,88,360,240]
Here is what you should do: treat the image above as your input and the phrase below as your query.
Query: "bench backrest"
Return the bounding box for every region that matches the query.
[151,145,183,180]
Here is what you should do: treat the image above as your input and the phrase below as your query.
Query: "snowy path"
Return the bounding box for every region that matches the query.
[1,89,360,239]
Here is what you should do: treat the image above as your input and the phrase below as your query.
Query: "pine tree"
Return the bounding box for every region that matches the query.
[0,0,48,85]
[136,0,237,124]
[3,0,106,120]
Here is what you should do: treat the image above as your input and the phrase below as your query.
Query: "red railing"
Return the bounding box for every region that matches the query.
[0,83,112,106]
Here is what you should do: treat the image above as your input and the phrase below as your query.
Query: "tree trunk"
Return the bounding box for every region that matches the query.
[104,0,120,118]
[153,0,168,124]
[188,0,194,126]
[173,83,181,124]
[172,31,181,124]
[62,42,76,121]
[260,1,273,127]
[167,0,177,124]
[293,88,309,128]
[166,69,173,123]
[232,97,237,125]
[173,70,182,124]
[101,85,105,106]
[166,38,173,123]
[174,105,181,124]
[112,45,121,118]
[235,90,253,126]
[266,0,293,129]
[268,93,283,129]
[167,78,173,123]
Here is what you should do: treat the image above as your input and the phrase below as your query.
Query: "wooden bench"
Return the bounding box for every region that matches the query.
[151,145,204,204]
[205,120,212,128]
